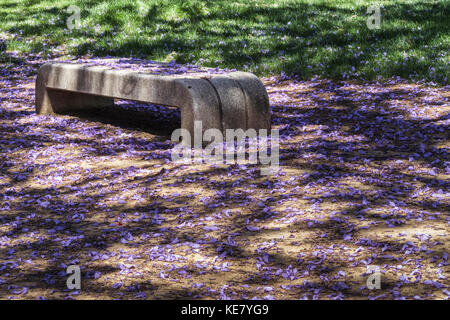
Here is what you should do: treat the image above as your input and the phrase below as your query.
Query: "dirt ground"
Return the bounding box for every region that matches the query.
[0,54,448,299]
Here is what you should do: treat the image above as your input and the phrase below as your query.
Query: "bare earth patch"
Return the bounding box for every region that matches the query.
[0,55,448,300]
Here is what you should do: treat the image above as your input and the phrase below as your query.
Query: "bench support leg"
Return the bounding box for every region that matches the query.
[36,75,114,115]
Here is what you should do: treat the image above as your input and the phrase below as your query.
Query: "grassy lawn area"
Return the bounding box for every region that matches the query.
[0,0,449,84]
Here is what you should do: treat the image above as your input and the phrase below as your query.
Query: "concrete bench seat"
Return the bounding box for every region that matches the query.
[35,61,270,140]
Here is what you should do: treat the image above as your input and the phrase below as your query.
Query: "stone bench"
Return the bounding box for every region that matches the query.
[35,61,271,142]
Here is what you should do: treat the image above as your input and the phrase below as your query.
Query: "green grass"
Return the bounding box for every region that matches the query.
[0,0,449,84]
